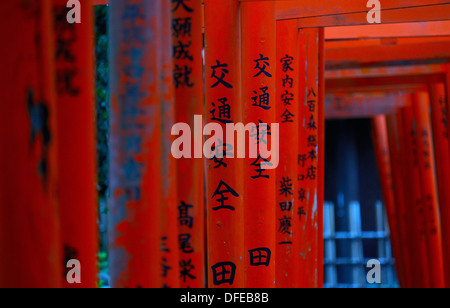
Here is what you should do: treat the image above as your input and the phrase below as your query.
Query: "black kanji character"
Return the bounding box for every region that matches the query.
[173,40,193,61]
[210,98,232,124]
[211,180,239,211]
[178,201,194,228]
[180,259,196,282]
[211,262,236,286]
[251,87,271,110]
[253,54,272,78]
[172,0,193,13]
[280,55,294,73]
[211,60,233,88]
[250,155,273,179]
[281,109,295,123]
[249,248,271,267]
[278,216,292,235]
[179,234,194,254]
[279,177,293,197]
[279,201,293,212]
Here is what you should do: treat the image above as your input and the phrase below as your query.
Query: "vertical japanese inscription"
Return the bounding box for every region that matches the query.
[173,0,205,288]
[205,0,244,288]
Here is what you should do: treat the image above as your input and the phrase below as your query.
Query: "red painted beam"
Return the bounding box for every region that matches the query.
[326,21,450,39]
[326,41,450,69]
[295,4,450,28]
[276,0,449,21]
[325,64,447,80]
[326,74,444,93]
[325,94,410,120]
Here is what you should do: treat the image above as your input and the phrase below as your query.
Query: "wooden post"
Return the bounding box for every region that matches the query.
[412,92,446,288]
[108,0,163,288]
[317,28,325,289]
[172,0,205,288]
[275,19,299,288]
[429,83,450,288]
[241,0,277,288]
[298,27,321,288]
[205,0,244,288]
[52,0,97,288]
[0,0,62,287]
[399,105,430,288]
[160,0,179,289]
[374,115,406,287]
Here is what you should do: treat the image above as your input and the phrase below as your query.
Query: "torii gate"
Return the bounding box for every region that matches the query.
[1,0,450,288]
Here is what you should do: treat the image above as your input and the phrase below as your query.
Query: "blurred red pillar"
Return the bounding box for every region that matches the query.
[205,0,245,288]
[374,115,407,287]
[297,27,323,288]
[160,0,179,289]
[275,19,300,288]
[428,83,450,287]
[400,105,430,288]
[0,0,62,287]
[52,0,98,288]
[108,0,163,288]
[412,92,445,288]
[317,28,325,289]
[241,1,277,288]
[172,0,205,288]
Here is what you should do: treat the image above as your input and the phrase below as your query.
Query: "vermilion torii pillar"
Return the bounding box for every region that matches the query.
[205,0,244,288]
[108,0,163,288]
[0,0,63,287]
[275,19,300,288]
[429,83,450,288]
[317,28,325,289]
[241,1,277,288]
[386,111,415,288]
[400,105,431,288]
[160,0,179,289]
[373,115,406,287]
[52,0,98,288]
[412,92,445,288]
[297,27,323,288]
[172,0,205,288]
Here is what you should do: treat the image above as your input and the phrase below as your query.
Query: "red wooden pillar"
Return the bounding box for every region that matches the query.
[374,115,406,287]
[108,0,163,288]
[389,110,416,288]
[275,19,299,288]
[298,28,321,288]
[52,0,97,288]
[412,92,445,288]
[400,105,430,288]
[241,1,276,288]
[317,28,325,289]
[160,0,179,289]
[396,106,420,288]
[172,0,205,288]
[0,0,62,287]
[429,83,450,288]
[205,0,244,288]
